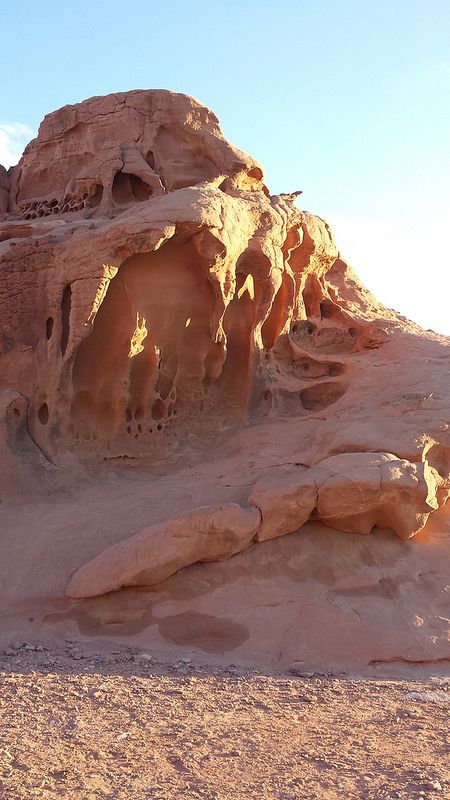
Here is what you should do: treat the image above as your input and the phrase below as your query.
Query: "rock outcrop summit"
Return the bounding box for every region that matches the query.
[1,91,449,671]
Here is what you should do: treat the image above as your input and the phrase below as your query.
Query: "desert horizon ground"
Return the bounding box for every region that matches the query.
[0,89,449,798]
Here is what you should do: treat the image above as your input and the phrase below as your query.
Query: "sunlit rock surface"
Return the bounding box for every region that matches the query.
[1,91,449,671]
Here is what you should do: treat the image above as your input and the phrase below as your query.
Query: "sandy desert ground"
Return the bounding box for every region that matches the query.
[0,643,449,800]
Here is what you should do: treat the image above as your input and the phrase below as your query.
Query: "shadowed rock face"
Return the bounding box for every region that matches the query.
[0,165,10,213]
[1,90,449,605]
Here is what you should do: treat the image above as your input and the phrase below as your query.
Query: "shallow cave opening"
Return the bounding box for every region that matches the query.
[111,173,152,205]
[60,284,72,356]
[88,184,104,208]
[70,238,217,447]
[320,300,336,319]
[38,403,49,425]
[247,167,263,181]
[46,317,54,340]
[145,150,156,170]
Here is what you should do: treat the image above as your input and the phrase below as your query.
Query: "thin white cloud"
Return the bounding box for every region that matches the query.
[0,122,34,168]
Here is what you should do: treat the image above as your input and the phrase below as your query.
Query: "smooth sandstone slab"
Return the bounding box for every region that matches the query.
[249,452,441,542]
[66,503,261,598]
[67,451,442,599]
[248,468,318,541]
[315,452,440,539]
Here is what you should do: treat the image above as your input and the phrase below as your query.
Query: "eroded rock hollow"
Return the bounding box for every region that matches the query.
[1,91,449,663]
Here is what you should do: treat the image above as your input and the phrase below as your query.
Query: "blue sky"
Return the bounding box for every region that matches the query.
[1,0,449,333]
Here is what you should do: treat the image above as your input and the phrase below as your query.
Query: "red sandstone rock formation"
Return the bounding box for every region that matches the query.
[0,91,449,669]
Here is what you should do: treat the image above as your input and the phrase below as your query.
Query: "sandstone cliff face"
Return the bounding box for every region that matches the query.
[0,91,368,468]
[0,91,449,668]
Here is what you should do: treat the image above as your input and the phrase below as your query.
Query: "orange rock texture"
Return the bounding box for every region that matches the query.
[0,91,449,669]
